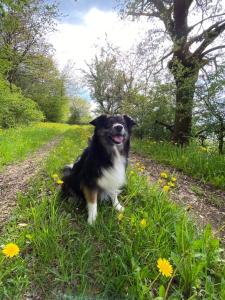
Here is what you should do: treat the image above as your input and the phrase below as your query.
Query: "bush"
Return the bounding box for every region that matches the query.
[0,77,43,128]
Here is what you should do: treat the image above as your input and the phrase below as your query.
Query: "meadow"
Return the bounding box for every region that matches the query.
[0,124,224,299]
[132,139,225,190]
[0,123,70,171]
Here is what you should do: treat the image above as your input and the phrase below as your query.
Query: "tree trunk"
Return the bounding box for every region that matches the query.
[218,120,224,155]
[169,57,199,145]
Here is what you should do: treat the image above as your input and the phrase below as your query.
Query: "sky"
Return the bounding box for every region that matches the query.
[47,0,149,101]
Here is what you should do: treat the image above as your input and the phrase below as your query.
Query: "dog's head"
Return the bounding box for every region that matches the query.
[90,114,136,147]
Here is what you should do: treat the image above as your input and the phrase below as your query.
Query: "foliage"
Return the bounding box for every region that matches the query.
[68,96,91,124]
[0,122,70,170]
[85,48,128,114]
[0,75,43,128]
[0,125,224,299]
[123,83,175,139]
[132,139,225,189]
[195,66,225,154]
[14,55,69,123]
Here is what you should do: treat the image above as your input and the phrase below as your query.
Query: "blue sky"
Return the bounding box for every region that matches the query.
[49,0,115,24]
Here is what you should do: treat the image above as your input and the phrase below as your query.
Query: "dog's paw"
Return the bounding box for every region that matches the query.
[87,215,97,225]
[115,204,124,212]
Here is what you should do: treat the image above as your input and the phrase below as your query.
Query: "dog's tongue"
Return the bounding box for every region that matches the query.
[112,135,124,143]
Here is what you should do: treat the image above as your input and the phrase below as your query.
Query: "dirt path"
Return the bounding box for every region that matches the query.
[0,138,61,228]
[130,152,225,242]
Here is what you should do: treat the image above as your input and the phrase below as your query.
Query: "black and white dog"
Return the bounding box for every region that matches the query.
[62,114,136,224]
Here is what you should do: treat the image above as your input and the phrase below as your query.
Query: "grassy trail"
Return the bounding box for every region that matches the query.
[0,125,224,299]
[0,122,70,171]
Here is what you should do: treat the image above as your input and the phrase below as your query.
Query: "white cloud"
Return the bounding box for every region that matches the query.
[48,8,149,71]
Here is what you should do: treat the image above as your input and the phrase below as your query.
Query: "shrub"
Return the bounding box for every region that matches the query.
[0,76,43,128]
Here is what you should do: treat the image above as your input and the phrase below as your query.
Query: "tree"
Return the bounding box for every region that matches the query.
[85,48,128,114]
[0,0,58,89]
[122,82,175,139]
[68,97,91,124]
[121,0,225,145]
[195,66,225,154]
[14,54,69,122]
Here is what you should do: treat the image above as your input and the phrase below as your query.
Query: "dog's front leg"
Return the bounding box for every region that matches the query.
[83,186,98,225]
[111,192,124,212]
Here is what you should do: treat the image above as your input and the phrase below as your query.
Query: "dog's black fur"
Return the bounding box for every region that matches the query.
[61,114,136,223]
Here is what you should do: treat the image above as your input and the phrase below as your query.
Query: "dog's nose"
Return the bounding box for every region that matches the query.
[114,124,123,132]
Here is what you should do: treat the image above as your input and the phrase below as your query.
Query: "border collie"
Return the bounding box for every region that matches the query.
[61,114,136,224]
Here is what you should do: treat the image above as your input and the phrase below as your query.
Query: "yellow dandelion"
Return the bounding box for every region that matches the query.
[140,218,147,229]
[160,172,168,179]
[168,182,175,188]
[163,185,170,192]
[56,179,64,185]
[2,243,20,258]
[171,177,177,182]
[157,258,173,277]
[158,179,163,184]
[52,174,59,179]
[117,213,124,221]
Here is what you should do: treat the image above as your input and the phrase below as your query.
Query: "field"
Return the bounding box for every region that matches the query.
[0,124,224,299]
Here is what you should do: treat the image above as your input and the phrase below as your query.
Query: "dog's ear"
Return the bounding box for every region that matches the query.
[123,115,136,128]
[90,115,107,127]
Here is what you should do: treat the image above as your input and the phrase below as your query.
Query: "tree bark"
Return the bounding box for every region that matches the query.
[169,57,199,145]
[218,119,224,155]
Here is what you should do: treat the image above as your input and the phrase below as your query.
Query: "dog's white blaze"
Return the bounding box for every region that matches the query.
[98,149,126,193]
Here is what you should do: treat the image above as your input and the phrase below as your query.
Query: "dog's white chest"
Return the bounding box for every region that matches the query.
[97,152,126,193]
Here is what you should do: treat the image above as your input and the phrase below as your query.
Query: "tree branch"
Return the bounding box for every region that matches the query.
[188,13,225,33]
[201,45,225,56]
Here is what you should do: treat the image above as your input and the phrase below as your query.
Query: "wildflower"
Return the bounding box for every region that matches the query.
[163,185,170,192]
[18,223,28,227]
[158,179,163,184]
[171,177,177,182]
[2,243,20,258]
[160,172,168,179]
[56,179,64,185]
[168,182,175,188]
[52,174,59,179]
[117,213,124,221]
[140,218,147,229]
[157,258,173,277]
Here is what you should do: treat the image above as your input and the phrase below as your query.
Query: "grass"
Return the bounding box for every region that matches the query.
[0,126,224,299]
[0,122,70,171]
[132,139,225,189]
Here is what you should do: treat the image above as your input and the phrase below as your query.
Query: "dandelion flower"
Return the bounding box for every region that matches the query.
[56,179,64,185]
[171,177,177,182]
[160,172,168,179]
[158,179,163,184]
[168,182,175,188]
[157,258,173,277]
[163,185,170,192]
[140,218,147,229]
[2,243,20,258]
[52,174,59,179]
[117,213,124,221]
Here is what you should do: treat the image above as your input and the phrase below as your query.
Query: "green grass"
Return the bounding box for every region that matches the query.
[132,139,225,189]
[0,126,224,299]
[0,122,71,171]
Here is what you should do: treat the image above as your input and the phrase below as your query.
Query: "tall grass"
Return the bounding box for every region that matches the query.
[0,122,70,171]
[0,126,224,299]
[132,139,225,189]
